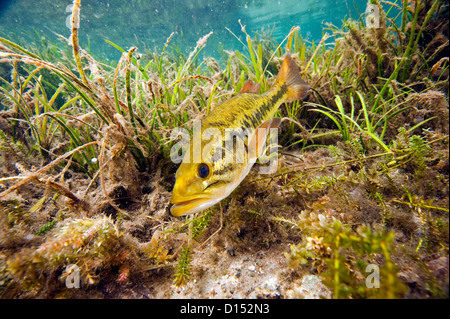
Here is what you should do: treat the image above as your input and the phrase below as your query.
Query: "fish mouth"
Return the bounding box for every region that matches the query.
[170,196,220,217]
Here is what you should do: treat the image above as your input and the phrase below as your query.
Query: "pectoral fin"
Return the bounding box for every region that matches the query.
[247,118,281,162]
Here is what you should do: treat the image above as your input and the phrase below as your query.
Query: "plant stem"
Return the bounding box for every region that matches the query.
[71,0,88,85]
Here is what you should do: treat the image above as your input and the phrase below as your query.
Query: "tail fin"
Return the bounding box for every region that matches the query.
[274,54,309,102]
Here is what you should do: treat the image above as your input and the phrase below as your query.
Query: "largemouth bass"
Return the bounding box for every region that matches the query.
[171,54,309,216]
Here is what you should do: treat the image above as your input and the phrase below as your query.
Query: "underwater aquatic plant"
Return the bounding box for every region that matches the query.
[3,216,129,293]
[0,0,447,299]
[278,209,407,298]
[173,244,192,287]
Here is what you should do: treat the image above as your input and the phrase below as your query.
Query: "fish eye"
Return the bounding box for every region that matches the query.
[197,163,210,179]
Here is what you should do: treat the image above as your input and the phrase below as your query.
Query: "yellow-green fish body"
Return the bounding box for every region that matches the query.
[171,54,309,216]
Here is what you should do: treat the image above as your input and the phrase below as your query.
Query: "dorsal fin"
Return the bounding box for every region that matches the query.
[239,79,261,94]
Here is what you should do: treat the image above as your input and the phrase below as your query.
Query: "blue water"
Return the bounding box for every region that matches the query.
[0,0,371,61]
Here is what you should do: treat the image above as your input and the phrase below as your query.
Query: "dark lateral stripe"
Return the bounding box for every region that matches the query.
[258,84,287,116]
[213,163,235,176]
[206,84,287,133]
[239,84,287,130]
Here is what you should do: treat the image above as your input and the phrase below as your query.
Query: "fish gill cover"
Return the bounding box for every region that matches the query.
[0,0,448,299]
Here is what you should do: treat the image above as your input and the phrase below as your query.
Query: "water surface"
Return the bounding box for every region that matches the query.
[0,0,369,61]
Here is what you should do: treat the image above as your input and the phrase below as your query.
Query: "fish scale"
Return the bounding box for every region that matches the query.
[204,85,288,178]
[204,85,286,131]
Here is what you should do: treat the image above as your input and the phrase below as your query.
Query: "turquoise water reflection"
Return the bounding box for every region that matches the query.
[0,0,369,60]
